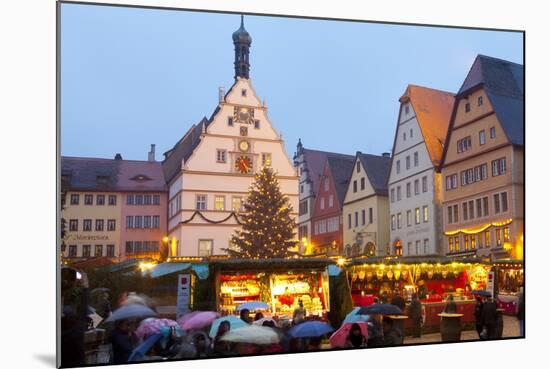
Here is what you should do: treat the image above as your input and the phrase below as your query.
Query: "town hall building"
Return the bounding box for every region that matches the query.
[162,17,299,257]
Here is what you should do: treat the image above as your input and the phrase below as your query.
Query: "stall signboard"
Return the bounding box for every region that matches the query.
[485,271,495,298]
[176,274,191,320]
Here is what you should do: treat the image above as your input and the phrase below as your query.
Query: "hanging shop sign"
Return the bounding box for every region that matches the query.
[176,274,191,320]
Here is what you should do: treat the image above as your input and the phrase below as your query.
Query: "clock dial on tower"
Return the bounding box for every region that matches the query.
[238,140,250,152]
[235,156,252,174]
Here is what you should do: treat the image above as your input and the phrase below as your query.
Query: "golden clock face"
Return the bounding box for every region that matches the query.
[238,140,250,152]
[235,156,252,174]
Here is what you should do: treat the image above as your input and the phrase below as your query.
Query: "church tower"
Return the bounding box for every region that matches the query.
[232,15,252,79]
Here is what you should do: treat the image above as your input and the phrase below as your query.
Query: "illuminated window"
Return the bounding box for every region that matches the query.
[215,195,226,211]
[485,231,491,248]
[496,229,502,246]
[478,233,484,248]
[503,227,510,242]
[232,197,243,212]
[394,240,403,256]
[448,237,454,253]
[423,206,429,222]
[454,236,460,251]
[415,208,420,224]
[261,153,271,167]
[464,235,470,250]
[471,235,476,249]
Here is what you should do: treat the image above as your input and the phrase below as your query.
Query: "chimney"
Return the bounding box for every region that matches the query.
[382,152,391,158]
[219,86,225,103]
[114,153,123,160]
[148,144,156,162]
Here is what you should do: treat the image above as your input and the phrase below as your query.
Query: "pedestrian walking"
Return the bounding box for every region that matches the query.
[110,319,138,364]
[474,296,484,339]
[292,299,306,325]
[345,323,368,348]
[366,315,384,347]
[517,287,525,336]
[408,293,423,338]
[390,290,406,311]
[239,308,252,324]
[212,320,233,356]
[381,317,403,346]
[444,295,457,313]
[481,297,498,339]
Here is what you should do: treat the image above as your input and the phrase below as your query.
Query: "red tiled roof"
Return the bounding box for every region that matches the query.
[399,85,455,167]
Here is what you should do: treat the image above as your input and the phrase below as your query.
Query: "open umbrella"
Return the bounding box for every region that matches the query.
[128,332,163,362]
[135,318,179,340]
[209,316,249,338]
[343,307,369,324]
[329,322,369,348]
[220,325,279,345]
[178,311,218,331]
[252,317,279,327]
[472,290,492,297]
[105,303,157,323]
[356,304,403,316]
[288,321,334,338]
[236,301,270,311]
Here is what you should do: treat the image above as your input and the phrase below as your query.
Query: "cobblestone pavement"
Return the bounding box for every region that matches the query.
[403,315,521,345]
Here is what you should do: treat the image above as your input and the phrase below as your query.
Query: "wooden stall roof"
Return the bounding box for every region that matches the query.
[209,257,335,272]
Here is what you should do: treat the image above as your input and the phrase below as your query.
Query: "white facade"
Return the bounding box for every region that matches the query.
[167,78,299,256]
[294,145,313,254]
[388,102,443,256]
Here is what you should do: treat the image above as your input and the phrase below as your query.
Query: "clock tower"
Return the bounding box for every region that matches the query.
[162,16,299,257]
[233,15,251,80]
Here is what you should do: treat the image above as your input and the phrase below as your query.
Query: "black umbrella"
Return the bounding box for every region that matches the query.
[472,290,491,297]
[356,304,403,316]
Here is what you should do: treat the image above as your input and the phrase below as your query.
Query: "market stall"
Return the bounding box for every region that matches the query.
[211,258,332,319]
[494,260,524,314]
[346,257,490,332]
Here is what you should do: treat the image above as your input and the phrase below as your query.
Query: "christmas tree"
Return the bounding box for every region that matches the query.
[225,166,297,258]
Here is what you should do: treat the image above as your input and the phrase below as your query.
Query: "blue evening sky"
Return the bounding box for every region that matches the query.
[60,4,523,161]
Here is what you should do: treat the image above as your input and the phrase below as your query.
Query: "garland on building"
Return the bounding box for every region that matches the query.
[225,166,297,258]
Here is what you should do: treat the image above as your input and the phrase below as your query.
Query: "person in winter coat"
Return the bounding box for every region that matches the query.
[345,323,368,348]
[474,296,484,338]
[390,290,406,311]
[110,319,138,364]
[517,287,525,336]
[408,293,423,338]
[213,320,233,356]
[444,295,457,313]
[481,297,498,339]
[367,315,384,347]
[381,317,403,346]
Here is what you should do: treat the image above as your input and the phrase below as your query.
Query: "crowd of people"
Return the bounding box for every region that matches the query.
[61,267,525,366]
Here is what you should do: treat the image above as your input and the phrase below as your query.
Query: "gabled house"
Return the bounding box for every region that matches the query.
[342,152,392,258]
[439,55,524,260]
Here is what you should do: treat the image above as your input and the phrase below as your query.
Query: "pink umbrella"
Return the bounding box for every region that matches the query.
[177,311,219,331]
[135,318,179,340]
[329,322,369,348]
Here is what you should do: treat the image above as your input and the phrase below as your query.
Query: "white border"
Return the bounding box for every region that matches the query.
[1,0,547,368]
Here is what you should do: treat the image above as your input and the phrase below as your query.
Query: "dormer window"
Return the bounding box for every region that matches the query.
[96,175,110,186]
[129,174,152,182]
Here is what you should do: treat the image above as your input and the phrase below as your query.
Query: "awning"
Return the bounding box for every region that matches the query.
[149,263,192,279]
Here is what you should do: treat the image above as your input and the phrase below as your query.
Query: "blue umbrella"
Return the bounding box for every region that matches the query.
[357,304,403,316]
[343,307,369,324]
[209,316,249,338]
[128,332,163,362]
[105,304,157,323]
[472,290,492,297]
[236,301,270,311]
[288,321,334,338]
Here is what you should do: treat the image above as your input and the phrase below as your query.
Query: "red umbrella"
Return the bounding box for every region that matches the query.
[178,311,219,330]
[329,322,369,348]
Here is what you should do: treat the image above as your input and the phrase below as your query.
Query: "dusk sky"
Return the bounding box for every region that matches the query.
[60,3,523,161]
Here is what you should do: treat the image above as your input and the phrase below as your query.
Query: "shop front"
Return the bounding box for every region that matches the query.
[494,260,524,314]
[211,258,332,320]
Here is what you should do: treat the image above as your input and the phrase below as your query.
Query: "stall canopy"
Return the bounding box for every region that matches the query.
[148,262,210,280]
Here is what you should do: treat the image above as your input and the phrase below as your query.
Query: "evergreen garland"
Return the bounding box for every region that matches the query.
[224,166,297,258]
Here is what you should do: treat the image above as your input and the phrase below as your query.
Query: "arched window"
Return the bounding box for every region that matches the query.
[352,244,361,256]
[365,242,376,256]
[393,240,403,256]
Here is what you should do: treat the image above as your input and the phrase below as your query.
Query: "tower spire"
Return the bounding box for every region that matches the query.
[232,15,252,80]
